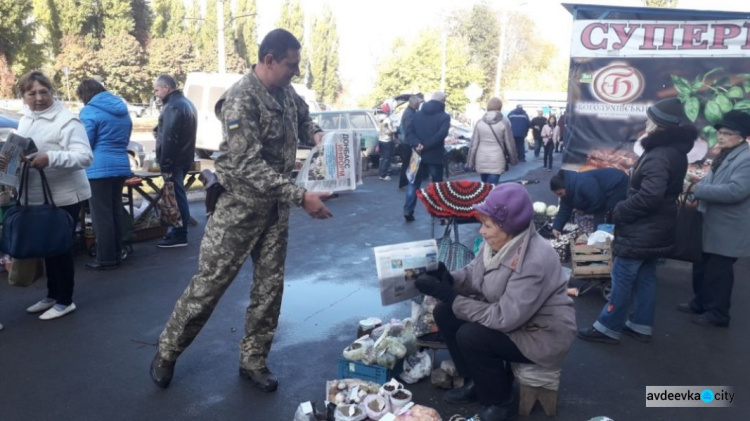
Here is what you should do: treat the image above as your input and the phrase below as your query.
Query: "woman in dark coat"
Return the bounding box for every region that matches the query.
[578,98,697,344]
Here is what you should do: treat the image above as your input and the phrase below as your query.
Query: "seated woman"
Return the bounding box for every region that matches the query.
[416,183,576,421]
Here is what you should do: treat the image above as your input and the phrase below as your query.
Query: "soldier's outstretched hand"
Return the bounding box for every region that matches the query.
[303,192,333,219]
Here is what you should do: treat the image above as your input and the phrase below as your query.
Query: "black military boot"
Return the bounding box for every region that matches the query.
[444,379,477,404]
[150,353,176,388]
[239,367,278,392]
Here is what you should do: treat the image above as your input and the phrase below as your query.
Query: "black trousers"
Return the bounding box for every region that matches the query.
[45,202,82,306]
[691,252,737,323]
[543,141,554,169]
[433,303,531,405]
[396,143,412,188]
[89,177,126,265]
[514,137,526,162]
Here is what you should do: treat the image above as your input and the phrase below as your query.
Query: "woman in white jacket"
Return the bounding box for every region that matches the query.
[541,115,560,172]
[16,71,93,321]
[467,97,518,184]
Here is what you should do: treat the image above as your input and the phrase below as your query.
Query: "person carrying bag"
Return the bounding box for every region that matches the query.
[0,163,76,259]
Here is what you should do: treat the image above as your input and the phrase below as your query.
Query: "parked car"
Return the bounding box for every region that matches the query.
[0,109,20,142]
[1,108,146,172]
[126,102,147,119]
[309,110,381,166]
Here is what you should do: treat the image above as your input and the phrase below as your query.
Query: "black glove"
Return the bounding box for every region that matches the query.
[415,273,457,305]
[427,262,454,286]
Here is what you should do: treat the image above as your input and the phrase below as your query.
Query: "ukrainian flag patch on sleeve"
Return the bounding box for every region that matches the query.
[227,120,240,131]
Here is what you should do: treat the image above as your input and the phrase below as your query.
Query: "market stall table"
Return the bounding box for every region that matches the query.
[126,171,201,227]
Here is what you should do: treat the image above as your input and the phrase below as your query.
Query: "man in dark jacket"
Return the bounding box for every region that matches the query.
[508,105,530,162]
[578,98,697,345]
[403,92,450,221]
[154,74,198,247]
[550,168,629,236]
[530,109,547,159]
[397,95,422,189]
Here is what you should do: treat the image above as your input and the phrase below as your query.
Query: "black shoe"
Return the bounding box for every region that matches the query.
[150,354,175,388]
[577,326,620,344]
[478,404,510,421]
[691,313,729,327]
[404,214,415,222]
[677,302,702,314]
[239,367,278,392]
[85,261,118,271]
[157,236,188,248]
[444,379,477,404]
[622,326,652,343]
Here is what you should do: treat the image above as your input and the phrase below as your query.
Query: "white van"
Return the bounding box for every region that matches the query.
[183,72,321,158]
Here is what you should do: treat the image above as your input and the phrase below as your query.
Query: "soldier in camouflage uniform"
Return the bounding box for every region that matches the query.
[150,29,332,393]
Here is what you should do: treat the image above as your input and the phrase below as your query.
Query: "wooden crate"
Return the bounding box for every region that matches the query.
[132,225,168,242]
[571,240,612,278]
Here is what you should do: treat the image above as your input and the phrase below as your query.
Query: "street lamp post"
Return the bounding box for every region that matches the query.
[218,0,226,73]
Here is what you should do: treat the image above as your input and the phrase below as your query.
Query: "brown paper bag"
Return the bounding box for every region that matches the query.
[8,258,45,287]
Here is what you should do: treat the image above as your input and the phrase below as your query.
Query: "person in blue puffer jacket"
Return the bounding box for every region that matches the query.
[77,79,133,270]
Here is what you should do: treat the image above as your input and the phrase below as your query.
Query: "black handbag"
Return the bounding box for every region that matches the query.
[667,194,703,263]
[0,164,76,259]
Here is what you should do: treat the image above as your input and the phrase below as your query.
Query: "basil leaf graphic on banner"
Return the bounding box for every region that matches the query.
[671,75,692,97]
[727,86,745,99]
[704,100,723,124]
[733,100,750,111]
[684,97,700,122]
[701,126,718,148]
[716,94,733,113]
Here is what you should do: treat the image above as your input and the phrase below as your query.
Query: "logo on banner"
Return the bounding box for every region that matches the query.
[593,64,644,104]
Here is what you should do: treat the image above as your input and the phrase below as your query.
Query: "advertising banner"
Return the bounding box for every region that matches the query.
[565,19,750,180]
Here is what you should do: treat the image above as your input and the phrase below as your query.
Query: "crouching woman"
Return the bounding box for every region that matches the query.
[415,183,576,421]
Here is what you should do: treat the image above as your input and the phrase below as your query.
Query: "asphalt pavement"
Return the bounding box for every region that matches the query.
[0,150,747,420]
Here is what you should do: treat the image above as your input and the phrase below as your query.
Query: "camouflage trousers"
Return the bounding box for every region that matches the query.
[158,192,290,370]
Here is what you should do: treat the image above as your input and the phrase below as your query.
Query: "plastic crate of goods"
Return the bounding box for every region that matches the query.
[337,356,402,384]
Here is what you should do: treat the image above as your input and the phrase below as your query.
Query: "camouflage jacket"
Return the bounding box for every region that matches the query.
[214,69,320,207]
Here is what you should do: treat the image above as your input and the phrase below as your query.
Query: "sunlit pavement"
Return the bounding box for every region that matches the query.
[0,150,747,420]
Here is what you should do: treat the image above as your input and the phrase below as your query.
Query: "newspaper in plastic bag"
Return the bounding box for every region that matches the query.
[295,130,358,193]
[374,240,439,306]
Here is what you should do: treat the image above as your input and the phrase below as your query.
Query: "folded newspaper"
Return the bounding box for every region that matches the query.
[295,130,362,193]
[0,133,37,188]
[374,239,439,306]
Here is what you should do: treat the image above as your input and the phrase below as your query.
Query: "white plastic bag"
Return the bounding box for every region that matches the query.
[587,230,614,246]
[400,351,432,384]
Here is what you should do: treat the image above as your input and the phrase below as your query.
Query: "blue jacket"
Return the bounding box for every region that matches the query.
[507,106,530,138]
[407,100,450,165]
[552,168,629,231]
[79,91,133,179]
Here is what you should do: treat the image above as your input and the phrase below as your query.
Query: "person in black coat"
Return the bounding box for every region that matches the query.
[578,97,697,345]
[402,92,450,221]
[550,168,629,237]
[397,95,422,189]
[153,74,198,247]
